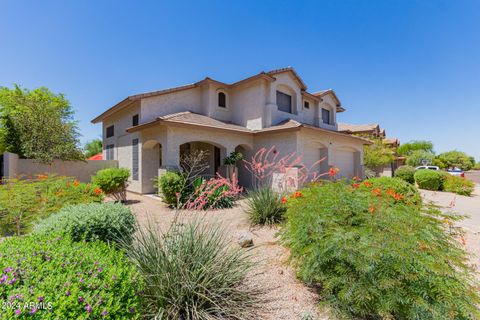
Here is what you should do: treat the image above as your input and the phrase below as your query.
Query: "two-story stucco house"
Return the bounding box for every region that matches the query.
[91,67,371,194]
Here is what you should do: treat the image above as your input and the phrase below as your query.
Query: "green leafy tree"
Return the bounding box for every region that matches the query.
[0,85,84,163]
[436,150,475,170]
[363,138,395,169]
[397,140,434,156]
[406,150,435,167]
[84,139,102,158]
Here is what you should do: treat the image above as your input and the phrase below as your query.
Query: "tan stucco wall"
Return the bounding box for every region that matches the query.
[2,152,118,183]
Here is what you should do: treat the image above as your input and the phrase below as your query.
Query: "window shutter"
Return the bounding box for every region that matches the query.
[132,139,139,181]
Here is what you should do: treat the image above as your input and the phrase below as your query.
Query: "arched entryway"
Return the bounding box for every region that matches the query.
[234,144,253,188]
[179,141,227,179]
[142,139,162,194]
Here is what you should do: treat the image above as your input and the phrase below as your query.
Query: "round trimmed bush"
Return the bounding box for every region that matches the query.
[362,176,421,205]
[157,171,186,206]
[394,165,415,184]
[414,169,442,190]
[281,182,480,319]
[0,235,142,319]
[33,203,137,245]
[92,167,130,202]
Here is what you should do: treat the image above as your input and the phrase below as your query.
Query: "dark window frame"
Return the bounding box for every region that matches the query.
[304,101,310,109]
[132,139,139,181]
[218,92,226,108]
[276,90,292,113]
[322,108,331,125]
[132,114,139,126]
[106,125,114,138]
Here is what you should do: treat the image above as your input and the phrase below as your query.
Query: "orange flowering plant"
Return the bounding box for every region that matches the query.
[281,180,479,319]
[0,175,103,236]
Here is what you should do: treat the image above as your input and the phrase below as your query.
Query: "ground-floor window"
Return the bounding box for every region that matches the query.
[105,144,114,160]
[132,139,139,180]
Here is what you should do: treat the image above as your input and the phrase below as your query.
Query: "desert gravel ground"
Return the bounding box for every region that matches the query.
[126,193,331,320]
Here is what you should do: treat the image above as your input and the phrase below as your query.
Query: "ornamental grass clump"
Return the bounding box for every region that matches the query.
[281,182,480,319]
[0,235,142,319]
[33,203,137,245]
[246,188,287,225]
[123,221,259,319]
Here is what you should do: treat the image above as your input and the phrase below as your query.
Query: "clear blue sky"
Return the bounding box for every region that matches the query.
[1,0,479,160]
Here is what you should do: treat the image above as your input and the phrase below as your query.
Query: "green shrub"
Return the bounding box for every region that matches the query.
[474,162,480,170]
[281,182,480,319]
[92,167,130,202]
[443,175,475,196]
[246,188,287,225]
[0,176,103,236]
[157,171,186,206]
[0,235,142,319]
[223,151,244,165]
[361,176,421,205]
[124,221,258,319]
[414,169,443,190]
[33,203,136,245]
[394,165,415,184]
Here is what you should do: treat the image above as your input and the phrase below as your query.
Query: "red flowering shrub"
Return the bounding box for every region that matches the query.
[184,174,242,210]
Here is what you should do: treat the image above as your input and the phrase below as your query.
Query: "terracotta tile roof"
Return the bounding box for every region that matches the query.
[383,137,400,145]
[92,67,350,123]
[126,112,371,144]
[338,123,380,133]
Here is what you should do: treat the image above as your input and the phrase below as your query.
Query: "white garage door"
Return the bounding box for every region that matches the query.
[332,149,355,178]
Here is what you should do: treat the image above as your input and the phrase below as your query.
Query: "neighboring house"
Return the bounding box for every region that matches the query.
[338,123,386,139]
[339,122,404,175]
[91,67,371,194]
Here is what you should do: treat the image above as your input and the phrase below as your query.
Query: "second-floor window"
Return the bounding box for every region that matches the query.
[218,92,226,108]
[132,114,139,126]
[322,108,331,125]
[106,125,114,138]
[276,91,292,113]
[304,101,310,109]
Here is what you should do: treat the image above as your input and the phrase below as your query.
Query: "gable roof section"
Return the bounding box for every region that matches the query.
[126,111,371,144]
[313,89,345,112]
[267,67,307,90]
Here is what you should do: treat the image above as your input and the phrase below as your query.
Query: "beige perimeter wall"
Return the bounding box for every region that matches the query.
[2,152,118,182]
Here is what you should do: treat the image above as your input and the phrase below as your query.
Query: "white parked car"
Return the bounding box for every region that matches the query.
[415,166,440,171]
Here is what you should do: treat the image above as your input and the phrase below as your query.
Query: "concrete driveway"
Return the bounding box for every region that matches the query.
[420,185,480,271]
[466,170,480,184]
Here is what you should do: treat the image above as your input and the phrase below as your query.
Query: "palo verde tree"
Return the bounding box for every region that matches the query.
[0,85,84,163]
[363,138,395,170]
[397,140,434,156]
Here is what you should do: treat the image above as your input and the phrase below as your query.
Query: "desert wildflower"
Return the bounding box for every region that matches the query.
[281,197,288,204]
[93,187,102,195]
